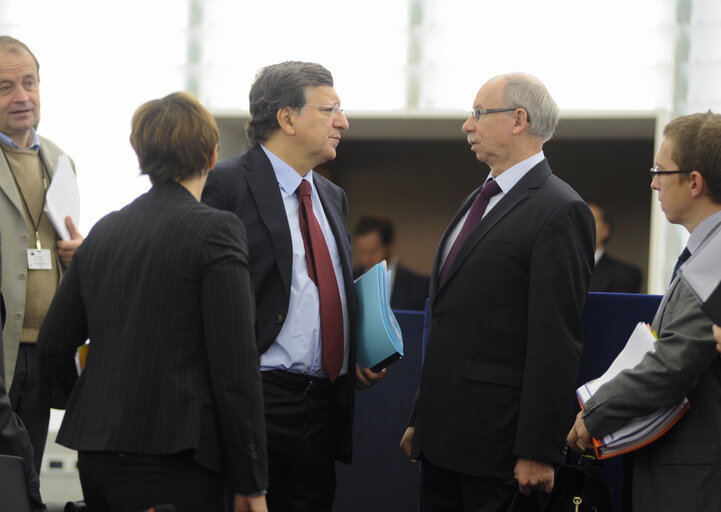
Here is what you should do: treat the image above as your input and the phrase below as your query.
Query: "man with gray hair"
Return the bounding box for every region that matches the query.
[203,61,385,511]
[401,73,595,510]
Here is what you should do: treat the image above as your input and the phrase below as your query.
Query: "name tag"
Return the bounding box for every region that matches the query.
[27,249,53,270]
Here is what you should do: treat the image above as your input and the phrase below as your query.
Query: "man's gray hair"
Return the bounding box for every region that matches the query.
[500,73,558,142]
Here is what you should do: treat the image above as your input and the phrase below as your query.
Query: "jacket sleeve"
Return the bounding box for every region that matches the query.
[583,280,716,437]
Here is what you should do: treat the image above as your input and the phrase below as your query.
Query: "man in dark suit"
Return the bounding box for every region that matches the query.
[1,236,45,511]
[37,93,268,512]
[352,214,430,311]
[587,201,643,293]
[202,62,385,511]
[400,73,595,510]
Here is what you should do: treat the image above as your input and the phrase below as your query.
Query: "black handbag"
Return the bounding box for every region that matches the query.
[542,451,614,512]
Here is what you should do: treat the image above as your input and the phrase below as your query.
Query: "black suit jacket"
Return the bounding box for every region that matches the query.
[36,182,267,495]
[1,238,45,511]
[410,160,595,478]
[390,264,430,311]
[589,253,642,293]
[202,145,358,463]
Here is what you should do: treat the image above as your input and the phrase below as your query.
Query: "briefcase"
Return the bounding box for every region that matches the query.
[542,451,614,512]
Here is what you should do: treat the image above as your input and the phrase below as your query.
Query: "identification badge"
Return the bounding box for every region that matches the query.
[27,249,53,270]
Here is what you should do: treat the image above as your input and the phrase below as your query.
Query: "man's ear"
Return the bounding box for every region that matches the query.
[276,106,297,136]
[511,108,530,134]
[689,170,705,199]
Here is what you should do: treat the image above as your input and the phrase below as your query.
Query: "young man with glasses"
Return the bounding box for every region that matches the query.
[401,73,595,510]
[202,61,385,512]
[569,111,721,511]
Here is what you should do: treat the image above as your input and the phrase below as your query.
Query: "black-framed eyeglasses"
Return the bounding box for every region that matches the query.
[470,106,531,123]
[649,166,693,182]
[306,103,344,118]
[471,107,517,120]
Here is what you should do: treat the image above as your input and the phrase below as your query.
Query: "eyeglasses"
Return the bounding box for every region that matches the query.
[649,166,693,182]
[305,103,344,118]
[471,106,530,122]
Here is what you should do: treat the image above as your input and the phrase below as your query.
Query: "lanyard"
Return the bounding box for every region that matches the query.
[1,145,51,250]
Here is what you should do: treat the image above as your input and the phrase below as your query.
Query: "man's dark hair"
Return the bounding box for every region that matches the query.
[354,214,395,247]
[246,61,333,146]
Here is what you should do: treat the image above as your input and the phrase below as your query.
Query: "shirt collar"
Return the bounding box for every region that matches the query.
[688,209,721,254]
[260,144,315,196]
[0,128,41,150]
[485,151,545,193]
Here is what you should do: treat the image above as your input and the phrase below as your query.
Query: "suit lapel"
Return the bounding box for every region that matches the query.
[435,160,552,293]
[244,147,294,295]
[0,147,26,217]
[429,190,477,297]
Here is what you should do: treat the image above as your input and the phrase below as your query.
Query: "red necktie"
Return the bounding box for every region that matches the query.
[440,178,502,284]
[297,179,344,381]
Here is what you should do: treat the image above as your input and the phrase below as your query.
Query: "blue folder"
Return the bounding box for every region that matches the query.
[354,261,404,371]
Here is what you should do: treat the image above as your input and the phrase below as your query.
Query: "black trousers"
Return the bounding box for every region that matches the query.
[420,461,517,512]
[262,370,348,512]
[77,451,226,512]
[8,343,49,474]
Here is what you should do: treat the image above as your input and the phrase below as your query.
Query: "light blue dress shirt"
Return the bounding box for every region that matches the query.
[0,128,41,150]
[258,145,350,377]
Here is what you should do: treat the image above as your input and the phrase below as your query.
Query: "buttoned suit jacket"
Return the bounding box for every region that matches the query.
[0,136,74,388]
[410,159,595,478]
[202,145,358,463]
[36,182,268,494]
[589,253,642,293]
[583,224,721,511]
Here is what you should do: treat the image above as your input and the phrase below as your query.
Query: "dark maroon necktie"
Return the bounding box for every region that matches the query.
[297,179,344,381]
[440,179,502,284]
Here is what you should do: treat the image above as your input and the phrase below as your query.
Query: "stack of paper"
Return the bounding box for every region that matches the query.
[577,322,689,459]
[354,261,404,372]
[43,154,80,240]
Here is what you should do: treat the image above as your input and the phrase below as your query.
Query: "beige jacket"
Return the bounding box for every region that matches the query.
[0,135,75,388]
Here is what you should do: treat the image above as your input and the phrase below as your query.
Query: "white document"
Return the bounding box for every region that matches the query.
[577,322,657,405]
[679,225,721,302]
[576,321,690,458]
[43,154,79,240]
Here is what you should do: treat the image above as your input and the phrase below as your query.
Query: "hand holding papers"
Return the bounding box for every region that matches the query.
[354,261,404,372]
[43,154,80,241]
[576,322,689,459]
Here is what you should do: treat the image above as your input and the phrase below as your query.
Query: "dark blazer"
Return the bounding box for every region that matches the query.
[391,264,430,311]
[1,237,45,511]
[589,253,643,293]
[202,145,358,463]
[36,182,267,495]
[410,160,595,478]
